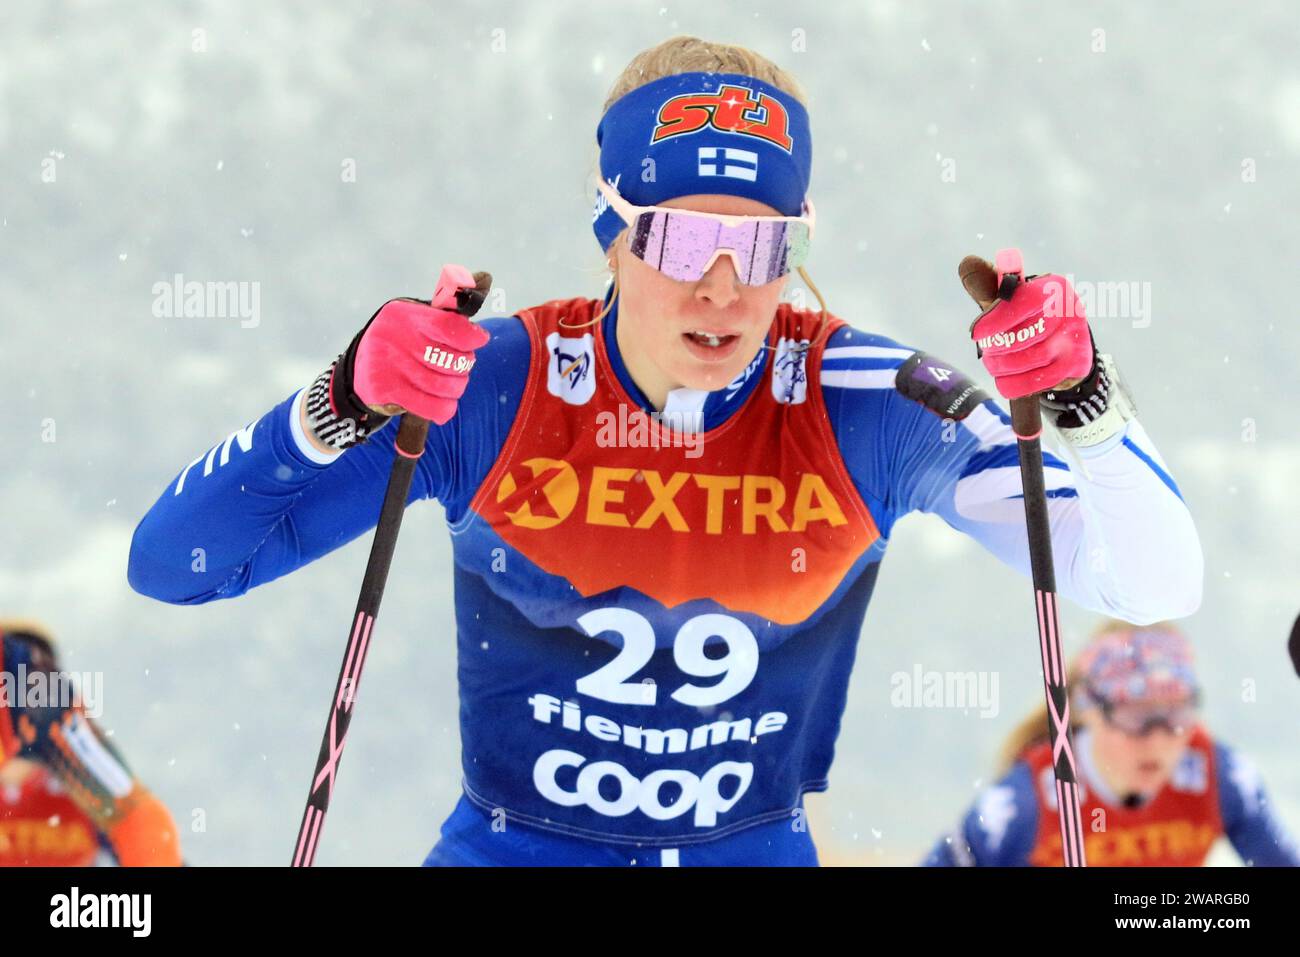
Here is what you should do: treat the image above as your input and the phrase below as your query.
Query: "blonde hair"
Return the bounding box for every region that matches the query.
[569,35,830,338]
[0,618,53,643]
[995,618,1187,774]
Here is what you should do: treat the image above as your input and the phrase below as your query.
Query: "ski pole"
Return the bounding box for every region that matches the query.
[291,265,492,867]
[961,249,1088,867]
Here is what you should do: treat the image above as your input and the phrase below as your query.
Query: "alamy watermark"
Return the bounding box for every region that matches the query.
[0,667,103,718]
[595,403,705,460]
[890,665,999,718]
[151,273,261,328]
[1043,275,1152,329]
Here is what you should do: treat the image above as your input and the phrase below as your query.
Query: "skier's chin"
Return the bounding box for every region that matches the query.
[673,360,742,394]
[671,341,755,392]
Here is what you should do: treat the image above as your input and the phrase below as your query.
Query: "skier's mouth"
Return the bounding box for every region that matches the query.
[682,330,742,362]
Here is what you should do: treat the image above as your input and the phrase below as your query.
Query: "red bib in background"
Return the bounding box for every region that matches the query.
[0,762,99,867]
[1025,727,1222,867]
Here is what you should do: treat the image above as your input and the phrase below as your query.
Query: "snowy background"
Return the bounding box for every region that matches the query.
[1,0,1297,865]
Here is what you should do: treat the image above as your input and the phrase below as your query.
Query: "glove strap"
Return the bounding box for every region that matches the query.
[1040,350,1137,447]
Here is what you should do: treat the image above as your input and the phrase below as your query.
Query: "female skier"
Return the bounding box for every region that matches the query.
[0,621,182,866]
[128,36,1202,866]
[925,620,1298,866]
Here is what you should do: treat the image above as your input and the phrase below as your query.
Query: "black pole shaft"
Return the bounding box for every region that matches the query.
[288,268,490,867]
[291,415,429,867]
[1011,396,1088,867]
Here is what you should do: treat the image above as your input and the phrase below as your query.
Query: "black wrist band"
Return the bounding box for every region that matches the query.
[1040,331,1107,428]
[304,357,390,451]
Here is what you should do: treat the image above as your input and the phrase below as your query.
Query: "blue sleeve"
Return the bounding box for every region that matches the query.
[1215,741,1300,866]
[820,324,1202,624]
[923,760,1040,866]
[128,315,529,604]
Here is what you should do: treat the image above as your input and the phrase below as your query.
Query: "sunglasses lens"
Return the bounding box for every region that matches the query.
[739,220,811,285]
[628,211,717,282]
[626,210,810,286]
[1107,704,1196,735]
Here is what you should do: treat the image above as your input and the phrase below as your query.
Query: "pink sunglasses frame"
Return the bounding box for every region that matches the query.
[595,177,817,281]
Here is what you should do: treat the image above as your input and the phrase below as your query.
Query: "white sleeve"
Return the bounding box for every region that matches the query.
[924,408,1203,624]
[818,329,1203,625]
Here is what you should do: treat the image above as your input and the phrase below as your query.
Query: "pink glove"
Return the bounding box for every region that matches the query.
[351,265,491,425]
[969,249,1094,400]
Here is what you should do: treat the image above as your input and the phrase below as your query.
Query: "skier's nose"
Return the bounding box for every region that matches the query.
[695,254,741,307]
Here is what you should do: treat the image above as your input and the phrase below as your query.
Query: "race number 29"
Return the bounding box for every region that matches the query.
[574,608,758,708]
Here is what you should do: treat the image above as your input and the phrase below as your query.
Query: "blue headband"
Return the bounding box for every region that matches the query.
[592,71,813,253]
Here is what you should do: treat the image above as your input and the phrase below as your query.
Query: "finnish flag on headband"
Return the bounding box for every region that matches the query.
[698,146,758,182]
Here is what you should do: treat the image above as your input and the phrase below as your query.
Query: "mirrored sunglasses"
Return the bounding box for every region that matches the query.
[1096,695,1200,736]
[597,177,815,287]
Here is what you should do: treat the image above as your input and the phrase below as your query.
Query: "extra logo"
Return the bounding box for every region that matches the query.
[652,83,794,152]
[495,457,579,530]
[493,461,846,535]
[1031,821,1219,867]
[546,331,595,406]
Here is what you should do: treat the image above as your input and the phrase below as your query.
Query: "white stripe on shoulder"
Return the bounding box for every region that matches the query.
[960,404,1013,451]
[64,714,134,798]
[956,464,1076,503]
[820,369,898,389]
[954,467,1078,520]
[822,345,915,361]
